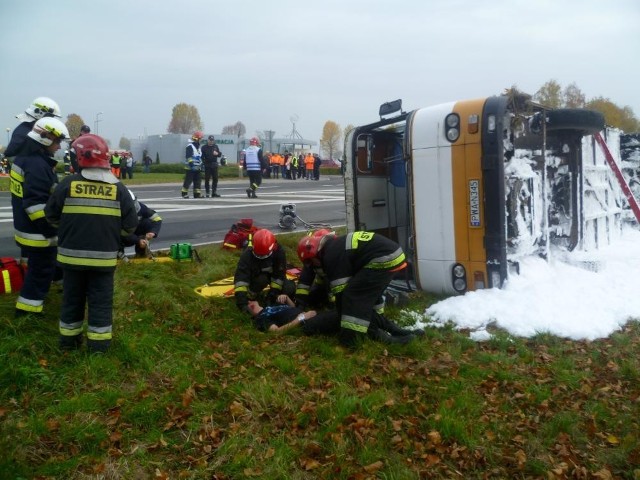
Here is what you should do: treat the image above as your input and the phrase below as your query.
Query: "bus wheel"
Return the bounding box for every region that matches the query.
[545,109,604,135]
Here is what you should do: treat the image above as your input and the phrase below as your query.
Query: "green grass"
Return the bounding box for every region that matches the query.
[1,219,639,478]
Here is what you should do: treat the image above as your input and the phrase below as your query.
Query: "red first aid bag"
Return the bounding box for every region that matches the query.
[0,257,24,294]
[222,218,258,250]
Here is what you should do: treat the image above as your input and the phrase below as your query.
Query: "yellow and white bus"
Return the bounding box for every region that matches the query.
[344,95,616,295]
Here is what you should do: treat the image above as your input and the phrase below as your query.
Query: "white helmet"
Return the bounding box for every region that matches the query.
[22,97,62,120]
[27,117,70,147]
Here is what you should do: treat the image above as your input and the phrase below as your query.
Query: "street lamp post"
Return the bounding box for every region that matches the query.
[95,112,103,135]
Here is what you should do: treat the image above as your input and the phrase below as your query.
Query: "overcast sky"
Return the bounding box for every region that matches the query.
[1,0,638,151]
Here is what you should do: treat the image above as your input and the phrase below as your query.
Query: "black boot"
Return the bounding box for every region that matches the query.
[376,313,425,337]
[368,327,416,345]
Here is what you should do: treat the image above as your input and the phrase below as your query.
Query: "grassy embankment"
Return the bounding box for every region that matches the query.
[0,231,638,479]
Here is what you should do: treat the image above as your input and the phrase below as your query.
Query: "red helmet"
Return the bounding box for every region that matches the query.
[298,231,333,264]
[192,131,203,141]
[252,229,277,259]
[249,137,260,146]
[72,134,110,169]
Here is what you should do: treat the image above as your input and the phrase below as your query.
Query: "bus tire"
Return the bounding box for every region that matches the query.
[545,109,604,135]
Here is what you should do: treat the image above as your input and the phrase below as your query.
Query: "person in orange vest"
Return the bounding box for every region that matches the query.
[110,151,122,178]
[304,153,315,180]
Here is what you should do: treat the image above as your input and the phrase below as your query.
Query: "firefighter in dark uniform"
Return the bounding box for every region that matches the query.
[45,134,138,353]
[10,117,69,317]
[297,231,423,346]
[121,190,163,256]
[295,229,335,310]
[202,135,222,197]
[234,229,294,313]
[181,131,204,198]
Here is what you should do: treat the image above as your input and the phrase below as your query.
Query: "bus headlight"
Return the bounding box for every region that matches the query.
[452,263,467,293]
[445,113,460,142]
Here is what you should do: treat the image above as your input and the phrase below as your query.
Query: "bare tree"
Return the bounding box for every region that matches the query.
[320,120,342,160]
[167,103,203,134]
[563,83,586,108]
[533,80,562,109]
[65,113,86,139]
[221,121,246,138]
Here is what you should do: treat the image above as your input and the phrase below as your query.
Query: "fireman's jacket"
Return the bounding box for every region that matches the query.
[298,231,406,297]
[234,244,287,309]
[10,139,59,249]
[45,171,138,270]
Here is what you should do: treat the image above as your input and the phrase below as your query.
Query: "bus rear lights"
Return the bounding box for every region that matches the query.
[445,113,460,142]
[452,263,467,292]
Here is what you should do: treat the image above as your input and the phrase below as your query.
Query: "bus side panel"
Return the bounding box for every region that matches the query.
[409,104,457,294]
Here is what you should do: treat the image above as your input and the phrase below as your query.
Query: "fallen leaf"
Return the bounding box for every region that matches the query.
[363,460,384,473]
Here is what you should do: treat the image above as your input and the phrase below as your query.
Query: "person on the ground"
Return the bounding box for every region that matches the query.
[11,117,69,317]
[244,137,267,198]
[234,228,294,312]
[297,230,423,346]
[181,131,204,198]
[5,97,62,159]
[247,294,340,335]
[45,133,138,353]
[120,190,162,257]
[201,135,221,197]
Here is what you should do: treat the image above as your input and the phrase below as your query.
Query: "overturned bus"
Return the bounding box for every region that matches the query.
[344,95,634,295]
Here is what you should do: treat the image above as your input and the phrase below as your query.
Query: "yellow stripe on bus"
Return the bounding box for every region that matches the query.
[451,99,487,290]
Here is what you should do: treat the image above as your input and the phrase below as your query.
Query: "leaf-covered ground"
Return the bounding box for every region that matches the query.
[1,241,639,479]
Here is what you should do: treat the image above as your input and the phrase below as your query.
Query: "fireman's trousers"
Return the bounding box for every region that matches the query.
[15,246,57,315]
[338,268,395,346]
[59,268,115,352]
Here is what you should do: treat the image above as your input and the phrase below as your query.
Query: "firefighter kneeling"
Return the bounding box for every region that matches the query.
[297,230,424,347]
[46,134,138,353]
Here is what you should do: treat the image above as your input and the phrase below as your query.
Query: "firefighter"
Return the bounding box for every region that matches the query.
[234,229,294,313]
[6,97,62,159]
[244,137,267,198]
[182,131,204,198]
[11,117,69,317]
[121,190,163,257]
[295,229,335,310]
[297,230,423,346]
[45,134,138,353]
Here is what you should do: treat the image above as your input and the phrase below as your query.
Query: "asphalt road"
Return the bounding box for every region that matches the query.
[0,175,346,258]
